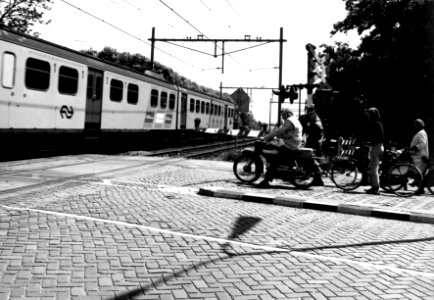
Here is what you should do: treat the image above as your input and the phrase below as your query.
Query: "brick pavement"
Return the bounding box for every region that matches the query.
[0,155,433,299]
[110,157,434,224]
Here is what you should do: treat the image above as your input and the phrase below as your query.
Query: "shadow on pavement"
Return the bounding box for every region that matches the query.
[111,216,434,299]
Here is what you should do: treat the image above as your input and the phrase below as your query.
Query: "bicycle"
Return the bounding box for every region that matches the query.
[329,141,405,194]
[385,148,425,197]
[423,159,434,194]
[387,151,434,196]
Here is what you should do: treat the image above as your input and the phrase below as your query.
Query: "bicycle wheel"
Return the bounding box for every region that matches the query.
[330,158,362,191]
[387,163,423,197]
[425,166,434,195]
[233,153,262,183]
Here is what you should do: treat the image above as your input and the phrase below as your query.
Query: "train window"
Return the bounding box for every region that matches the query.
[195,99,200,113]
[58,66,78,95]
[161,92,167,108]
[205,102,210,114]
[127,83,139,104]
[169,94,175,110]
[189,98,194,112]
[218,106,221,116]
[2,52,15,88]
[151,89,158,107]
[201,101,205,114]
[110,79,123,102]
[25,57,50,91]
[210,104,214,115]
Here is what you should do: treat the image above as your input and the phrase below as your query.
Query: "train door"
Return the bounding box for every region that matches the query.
[85,68,103,130]
[224,104,228,130]
[180,93,187,129]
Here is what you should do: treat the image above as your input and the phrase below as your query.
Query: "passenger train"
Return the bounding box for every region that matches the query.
[0,26,235,145]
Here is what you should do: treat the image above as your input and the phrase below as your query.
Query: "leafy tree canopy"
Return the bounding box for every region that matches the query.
[317,0,433,147]
[0,0,53,37]
[81,46,232,101]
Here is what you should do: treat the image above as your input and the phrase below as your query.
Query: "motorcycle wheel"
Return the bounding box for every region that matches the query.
[290,166,316,189]
[233,153,262,183]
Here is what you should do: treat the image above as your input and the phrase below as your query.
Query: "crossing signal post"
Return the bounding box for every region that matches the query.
[306,43,321,107]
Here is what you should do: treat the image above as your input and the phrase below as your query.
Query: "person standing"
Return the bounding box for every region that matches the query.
[304,107,324,186]
[364,107,384,195]
[410,118,429,194]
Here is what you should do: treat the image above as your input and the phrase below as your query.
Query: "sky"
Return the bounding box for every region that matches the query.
[34,0,361,124]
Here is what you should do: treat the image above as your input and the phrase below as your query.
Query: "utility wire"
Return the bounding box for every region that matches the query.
[219,42,272,56]
[164,41,215,57]
[156,0,246,70]
[118,0,141,11]
[199,0,211,11]
[157,0,209,39]
[59,0,150,45]
[225,0,239,16]
[58,0,191,65]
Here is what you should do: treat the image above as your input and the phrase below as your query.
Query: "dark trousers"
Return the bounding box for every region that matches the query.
[255,141,296,182]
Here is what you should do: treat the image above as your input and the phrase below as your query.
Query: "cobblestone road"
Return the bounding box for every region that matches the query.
[0,155,433,299]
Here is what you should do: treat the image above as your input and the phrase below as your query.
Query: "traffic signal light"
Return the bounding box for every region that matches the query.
[306,43,322,87]
[288,86,298,104]
[272,85,299,103]
[273,85,289,103]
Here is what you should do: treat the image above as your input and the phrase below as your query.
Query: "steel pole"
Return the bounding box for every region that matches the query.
[277,27,283,127]
[150,27,155,71]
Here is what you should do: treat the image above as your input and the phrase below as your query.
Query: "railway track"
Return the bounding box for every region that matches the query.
[125,137,258,160]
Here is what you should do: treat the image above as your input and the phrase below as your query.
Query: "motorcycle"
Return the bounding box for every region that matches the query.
[233,140,317,188]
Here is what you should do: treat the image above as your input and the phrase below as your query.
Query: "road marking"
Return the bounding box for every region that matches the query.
[2,204,433,279]
[93,180,198,194]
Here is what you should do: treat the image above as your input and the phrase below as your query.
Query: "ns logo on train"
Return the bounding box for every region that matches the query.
[60,105,74,119]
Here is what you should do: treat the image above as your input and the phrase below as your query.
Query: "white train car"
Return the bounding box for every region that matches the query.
[0,26,234,138]
[177,87,234,131]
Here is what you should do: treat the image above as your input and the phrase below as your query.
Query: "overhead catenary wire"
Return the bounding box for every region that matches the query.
[157,0,209,39]
[58,0,276,80]
[155,0,247,70]
[199,0,212,11]
[58,0,192,66]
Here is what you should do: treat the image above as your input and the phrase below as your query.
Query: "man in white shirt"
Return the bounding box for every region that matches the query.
[410,118,429,194]
[257,109,303,188]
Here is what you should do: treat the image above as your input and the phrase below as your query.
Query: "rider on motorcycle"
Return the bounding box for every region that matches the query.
[256,108,303,188]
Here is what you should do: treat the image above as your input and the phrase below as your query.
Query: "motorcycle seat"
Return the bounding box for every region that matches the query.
[296,147,315,158]
[263,149,279,155]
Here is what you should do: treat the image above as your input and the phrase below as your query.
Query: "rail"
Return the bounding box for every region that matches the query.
[142,138,257,159]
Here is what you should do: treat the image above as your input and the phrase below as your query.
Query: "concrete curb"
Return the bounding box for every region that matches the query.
[198,187,434,224]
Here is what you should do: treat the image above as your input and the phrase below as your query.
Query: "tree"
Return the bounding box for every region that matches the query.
[80,46,233,101]
[0,0,53,36]
[322,0,433,147]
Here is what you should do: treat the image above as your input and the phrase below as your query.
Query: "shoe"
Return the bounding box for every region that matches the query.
[257,180,271,189]
[415,188,425,195]
[365,187,379,195]
[311,177,324,186]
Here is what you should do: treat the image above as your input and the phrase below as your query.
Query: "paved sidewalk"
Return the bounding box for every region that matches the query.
[1,156,433,300]
[198,176,434,224]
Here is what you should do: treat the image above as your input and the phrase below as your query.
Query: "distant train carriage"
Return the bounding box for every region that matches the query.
[0,26,234,140]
